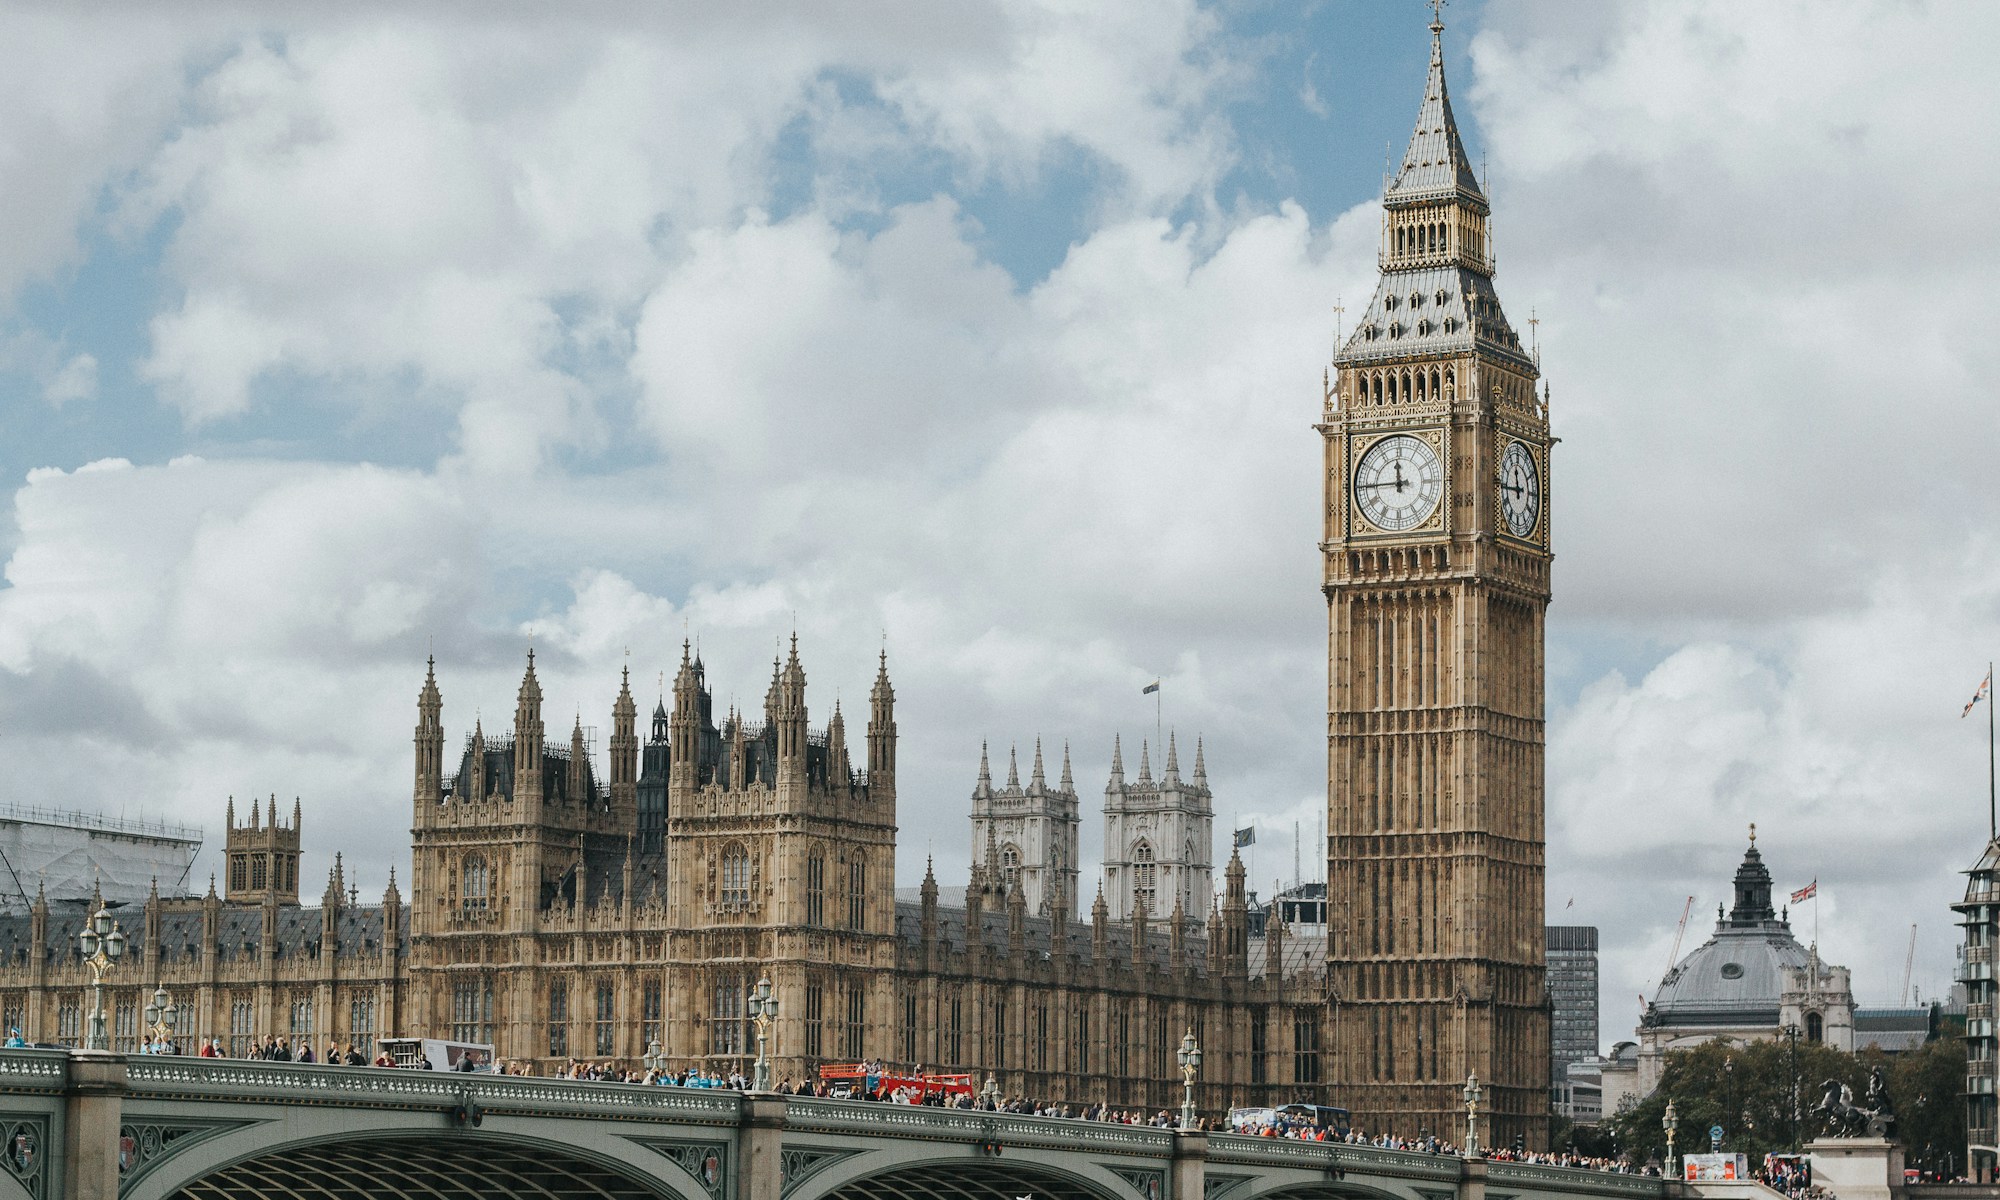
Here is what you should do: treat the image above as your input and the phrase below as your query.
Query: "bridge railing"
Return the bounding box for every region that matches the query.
[1208,1132,1464,1182]
[1485,1160,1667,1198]
[0,1049,68,1093]
[787,1096,1177,1155]
[120,1055,742,1123]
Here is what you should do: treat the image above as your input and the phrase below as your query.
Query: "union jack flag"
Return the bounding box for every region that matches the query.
[1965,670,1992,718]
[1790,881,1817,904]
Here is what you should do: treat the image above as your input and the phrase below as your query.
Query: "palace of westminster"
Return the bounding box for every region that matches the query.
[0,17,1558,1144]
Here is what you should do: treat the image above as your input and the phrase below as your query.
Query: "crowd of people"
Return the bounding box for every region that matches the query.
[1,1031,1746,1177]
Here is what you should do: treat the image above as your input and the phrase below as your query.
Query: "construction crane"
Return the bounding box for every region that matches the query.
[1656,895,1696,1001]
[1901,925,1918,1007]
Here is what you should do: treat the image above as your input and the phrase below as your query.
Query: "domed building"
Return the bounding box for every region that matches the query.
[1600,832,1853,1113]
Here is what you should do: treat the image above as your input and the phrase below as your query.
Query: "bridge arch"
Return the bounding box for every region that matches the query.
[121,1115,710,1200]
[789,1146,1139,1200]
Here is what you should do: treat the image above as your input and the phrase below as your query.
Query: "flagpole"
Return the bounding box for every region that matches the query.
[1989,659,1995,839]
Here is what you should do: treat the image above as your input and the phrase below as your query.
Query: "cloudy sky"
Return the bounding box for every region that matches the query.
[1,0,1993,1048]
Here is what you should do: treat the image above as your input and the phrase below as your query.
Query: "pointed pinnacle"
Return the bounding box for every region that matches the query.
[1005,744,1020,790]
[1030,738,1046,787]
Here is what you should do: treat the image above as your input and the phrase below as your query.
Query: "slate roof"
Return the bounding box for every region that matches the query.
[1336,266,1531,369]
[1384,23,1486,210]
[0,898,403,968]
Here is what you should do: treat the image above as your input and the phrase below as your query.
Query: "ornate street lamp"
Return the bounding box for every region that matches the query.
[76,907,126,1052]
[1462,1073,1483,1157]
[1664,1099,1680,1179]
[140,986,179,1055]
[980,1072,1000,1110]
[1176,1029,1203,1131]
[747,976,779,1092]
[642,1038,668,1080]
[1781,1024,1802,1151]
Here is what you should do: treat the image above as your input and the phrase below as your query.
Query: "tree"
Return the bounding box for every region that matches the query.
[1889,1036,1966,1178]
[1607,1038,1867,1165]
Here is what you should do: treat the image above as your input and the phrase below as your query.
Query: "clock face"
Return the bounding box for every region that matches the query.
[1353,433,1444,532]
[1499,439,1540,538]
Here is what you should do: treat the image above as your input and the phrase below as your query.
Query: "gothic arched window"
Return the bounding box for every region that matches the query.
[805,847,826,925]
[1806,1011,1823,1043]
[1132,840,1156,916]
[462,855,489,913]
[721,844,751,906]
[1001,844,1022,888]
[848,857,867,930]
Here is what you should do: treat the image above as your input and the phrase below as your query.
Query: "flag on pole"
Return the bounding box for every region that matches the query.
[1965,669,1992,717]
[1142,680,1160,695]
[1565,897,1574,910]
[1790,881,1817,904]
[1233,826,1256,848]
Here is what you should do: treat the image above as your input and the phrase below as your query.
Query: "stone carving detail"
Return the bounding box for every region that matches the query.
[640,1140,728,1198]
[1205,1174,1253,1200]
[780,1147,855,1196]
[3,1119,45,1198]
[1111,1166,1165,1200]
[116,1119,256,1195]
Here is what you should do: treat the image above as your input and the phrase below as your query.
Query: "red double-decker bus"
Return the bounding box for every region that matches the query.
[815,1062,975,1102]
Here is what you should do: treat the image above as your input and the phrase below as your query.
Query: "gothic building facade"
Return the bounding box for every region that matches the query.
[0,645,1325,1118]
[0,13,1557,1139]
[1321,10,1553,1148]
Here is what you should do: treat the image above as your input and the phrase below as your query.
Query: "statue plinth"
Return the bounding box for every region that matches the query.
[1807,1137,1905,1200]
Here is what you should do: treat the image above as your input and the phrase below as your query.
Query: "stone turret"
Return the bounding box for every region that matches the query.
[224,795,301,905]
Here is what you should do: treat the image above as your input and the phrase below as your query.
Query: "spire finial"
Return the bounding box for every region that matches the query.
[1430,0,1446,60]
[1749,821,1757,846]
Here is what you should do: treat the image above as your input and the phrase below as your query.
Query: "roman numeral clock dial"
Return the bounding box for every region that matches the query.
[1499,439,1541,538]
[1353,433,1443,532]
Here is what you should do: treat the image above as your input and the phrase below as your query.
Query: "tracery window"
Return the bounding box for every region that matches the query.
[251,855,268,891]
[452,979,493,1044]
[712,976,746,1056]
[595,982,615,1057]
[720,844,751,906]
[1132,840,1156,916]
[229,997,253,1057]
[804,984,824,1058]
[847,858,866,930]
[462,854,489,914]
[289,995,313,1036]
[548,980,569,1057]
[642,979,662,1051]
[113,997,136,1053]
[1000,844,1021,888]
[844,985,865,1059]
[57,1002,80,1044]
[805,848,825,925]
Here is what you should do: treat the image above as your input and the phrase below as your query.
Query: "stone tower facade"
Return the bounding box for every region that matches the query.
[969,740,1081,918]
[1100,735,1213,926]
[223,794,302,905]
[1321,13,1552,1146]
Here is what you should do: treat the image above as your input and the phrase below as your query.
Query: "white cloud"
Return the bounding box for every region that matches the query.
[0,0,1992,1060]
[42,353,96,408]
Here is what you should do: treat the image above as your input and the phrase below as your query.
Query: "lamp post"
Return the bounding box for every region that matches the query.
[1723,1054,1737,1152]
[980,1072,1000,1111]
[747,976,779,1092]
[642,1038,668,1081]
[1664,1099,1679,1180]
[140,985,178,1055]
[1782,1024,1802,1151]
[1176,1029,1203,1131]
[76,907,126,1052]
[1462,1073,1483,1157]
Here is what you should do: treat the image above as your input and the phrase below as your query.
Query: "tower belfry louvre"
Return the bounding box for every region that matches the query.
[1321,10,1552,1146]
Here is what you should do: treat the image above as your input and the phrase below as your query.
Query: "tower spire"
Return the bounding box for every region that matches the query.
[1005,744,1020,790]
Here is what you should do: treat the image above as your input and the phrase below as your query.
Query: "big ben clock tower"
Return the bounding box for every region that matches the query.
[1320,10,1551,1148]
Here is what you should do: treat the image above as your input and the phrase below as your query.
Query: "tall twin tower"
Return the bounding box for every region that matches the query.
[1322,13,1552,1145]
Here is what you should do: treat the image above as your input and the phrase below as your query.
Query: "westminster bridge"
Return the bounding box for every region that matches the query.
[0,1050,1675,1200]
